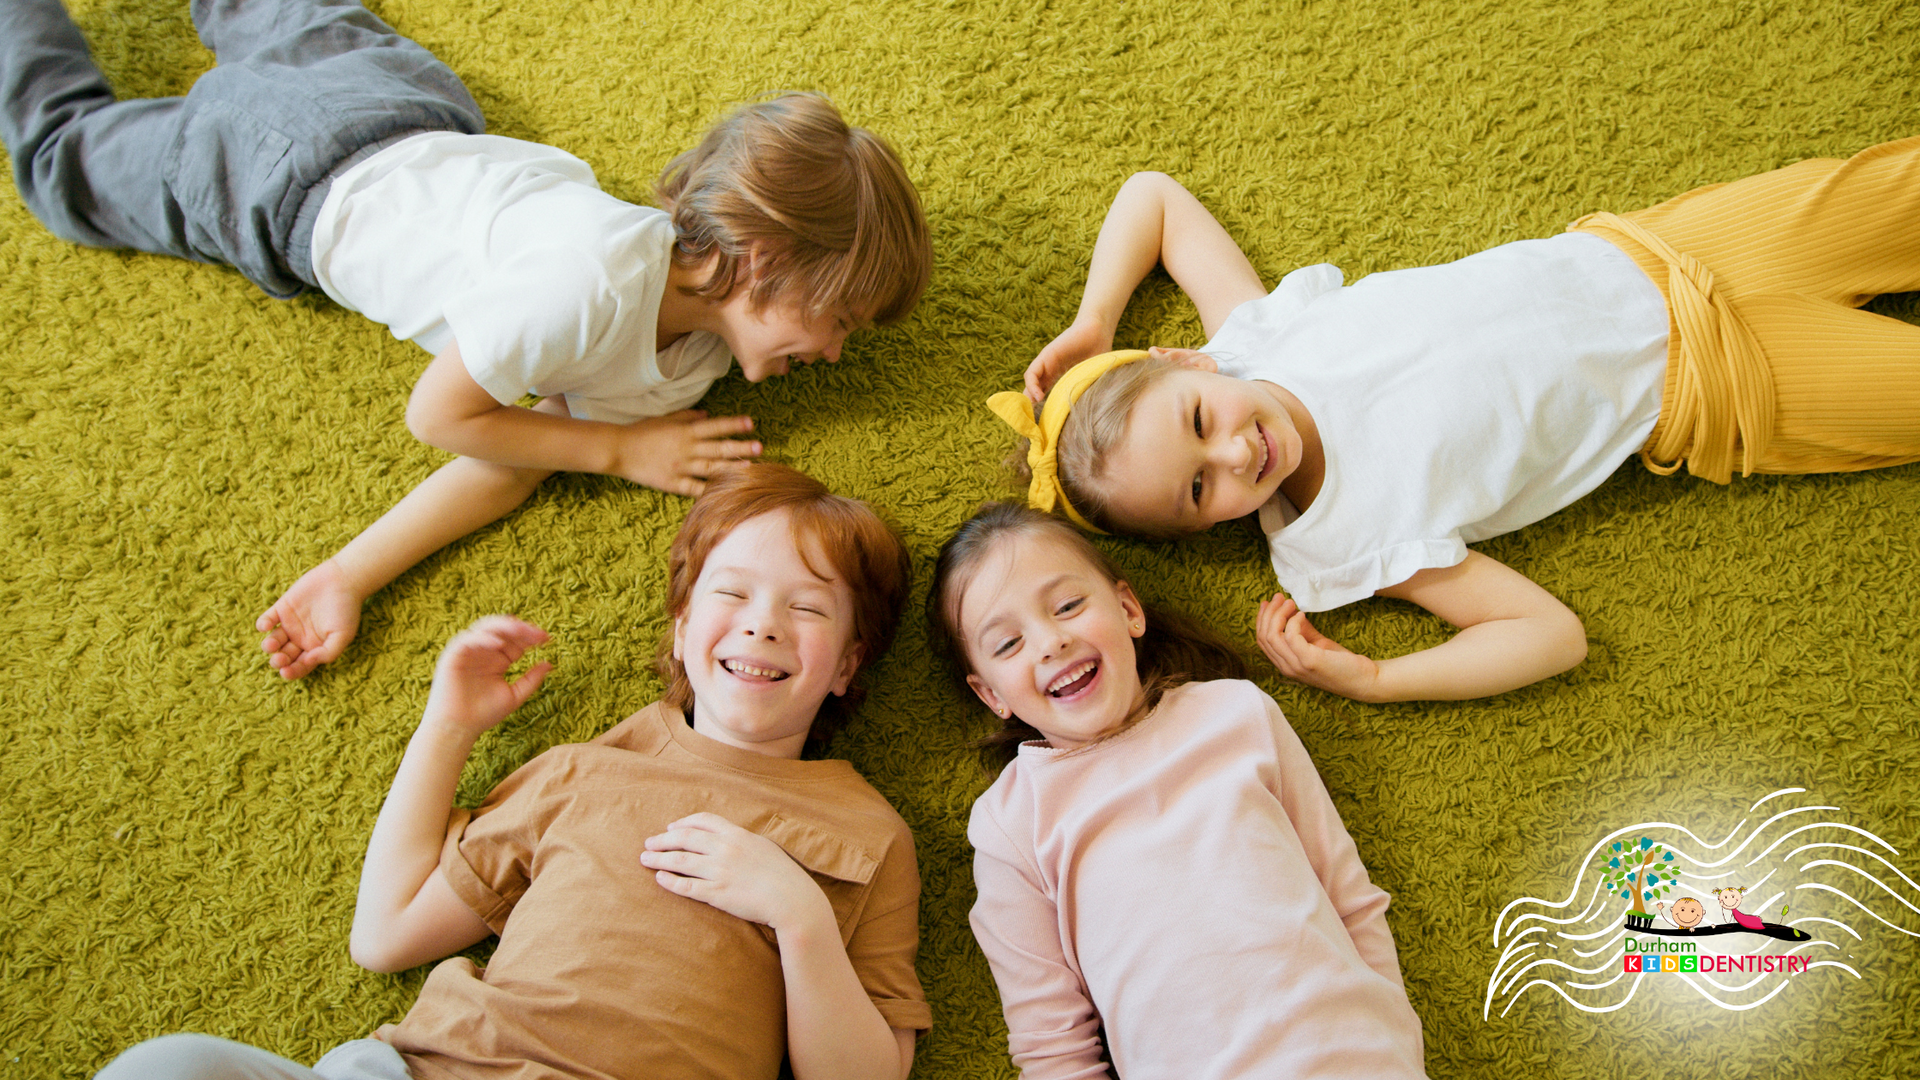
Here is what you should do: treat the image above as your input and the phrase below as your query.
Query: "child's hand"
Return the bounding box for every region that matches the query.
[420,615,553,740]
[611,410,762,497]
[642,813,831,934]
[1024,317,1115,402]
[1256,594,1384,702]
[257,559,366,680]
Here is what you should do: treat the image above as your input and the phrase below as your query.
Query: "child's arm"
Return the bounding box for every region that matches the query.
[1025,172,1269,401]
[349,616,553,973]
[1256,690,1405,988]
[258,443,554,679]
[641,814,914,1080]
[407,339,761,490]
[257,386,754,679]
[1256,551,1588,701]
[969,815,1112,1079]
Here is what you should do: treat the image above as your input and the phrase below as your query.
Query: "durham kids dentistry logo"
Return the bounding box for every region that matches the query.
[1482,788,1919,1017]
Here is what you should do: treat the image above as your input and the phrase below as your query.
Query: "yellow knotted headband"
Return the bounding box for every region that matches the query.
[985,350,1150,533]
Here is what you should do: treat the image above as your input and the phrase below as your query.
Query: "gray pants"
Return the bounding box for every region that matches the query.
[0,0,484,297]
[95,1034,412,1080]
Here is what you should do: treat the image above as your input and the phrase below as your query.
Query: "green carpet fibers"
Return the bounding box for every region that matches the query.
[4,0,1919,1075]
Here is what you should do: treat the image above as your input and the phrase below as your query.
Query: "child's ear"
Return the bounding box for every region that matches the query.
[966,674,1010,718]
[830,644,863,697]
[671,614,686,662]
[1114,581,1147,638]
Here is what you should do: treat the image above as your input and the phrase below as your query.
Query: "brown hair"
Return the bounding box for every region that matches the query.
[656,93,932,326]
[1009,356,1189,538]
[656,462,912,753]
[926,502,1247,769]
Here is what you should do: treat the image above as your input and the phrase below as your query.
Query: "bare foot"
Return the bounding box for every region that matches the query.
[257,559,365,680]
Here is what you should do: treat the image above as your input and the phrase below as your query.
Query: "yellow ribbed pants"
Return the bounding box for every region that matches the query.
[1571,136,1920,482]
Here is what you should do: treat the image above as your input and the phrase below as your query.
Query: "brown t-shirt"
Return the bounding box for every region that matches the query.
[376,702,930,1080]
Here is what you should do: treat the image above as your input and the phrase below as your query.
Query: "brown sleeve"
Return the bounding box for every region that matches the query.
[437,753,561,935]
[845,821,933,1033]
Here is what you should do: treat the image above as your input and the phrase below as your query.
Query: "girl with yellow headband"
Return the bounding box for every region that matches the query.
[992,144,1920,703]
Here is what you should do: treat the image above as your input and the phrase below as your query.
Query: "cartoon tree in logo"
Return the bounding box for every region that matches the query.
[1600,837,1680,929]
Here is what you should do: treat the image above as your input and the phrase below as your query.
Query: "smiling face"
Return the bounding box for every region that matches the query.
[954,529,1147,751]
[1670,898,1706,928]
[1094,365,1303,534]
[1717,888,1744,910]
[715,289,861,382]
[672,509,862,758]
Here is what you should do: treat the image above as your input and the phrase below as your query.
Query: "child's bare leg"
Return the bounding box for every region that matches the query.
[259,456,552,679]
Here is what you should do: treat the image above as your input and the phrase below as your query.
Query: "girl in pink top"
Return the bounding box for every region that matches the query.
[929,503,1427,1080]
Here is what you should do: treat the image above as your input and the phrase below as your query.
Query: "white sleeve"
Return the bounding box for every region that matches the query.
[968,808,1114,1080]
[1257,688,1406,988]
[443,247,619,407]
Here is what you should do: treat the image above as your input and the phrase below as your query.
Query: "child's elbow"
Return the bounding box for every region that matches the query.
[1546,608,1588,675]
[348,927,412,974]
[403,395,444,446]
[1123,170,1178,195]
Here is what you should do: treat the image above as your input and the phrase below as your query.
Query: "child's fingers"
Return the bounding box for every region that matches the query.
[276,631,345,679]
[689,413,754,438]
[507,660,553,706]
[639,849,708,877]
[464,614,548,645]
[646,818,730,854]
[666,811,736,834]
[692,436,762,461]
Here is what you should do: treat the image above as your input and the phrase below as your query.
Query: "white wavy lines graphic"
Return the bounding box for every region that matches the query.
[1483,788,1916,1020]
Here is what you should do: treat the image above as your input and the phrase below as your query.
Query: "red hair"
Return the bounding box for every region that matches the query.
[656,463,911,751]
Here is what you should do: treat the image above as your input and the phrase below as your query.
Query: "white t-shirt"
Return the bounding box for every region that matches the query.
[308,133,733,424]
[1200,231,1669,611]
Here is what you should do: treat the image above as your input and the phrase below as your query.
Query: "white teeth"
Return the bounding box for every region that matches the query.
[724,660,787,680]
[1047,661,1097,695]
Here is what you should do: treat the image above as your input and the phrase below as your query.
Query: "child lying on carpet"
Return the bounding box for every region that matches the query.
[0,0,930,681]
[93,463,928,1080]
[994,139,1920,702]
[929,502,1426,1079]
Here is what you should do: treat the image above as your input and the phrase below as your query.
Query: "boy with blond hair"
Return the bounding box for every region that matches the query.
[0,0,931,679]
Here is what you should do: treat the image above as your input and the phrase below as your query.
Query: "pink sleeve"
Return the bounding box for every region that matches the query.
[968,805,1115,1080]
[1260,691,1406,989]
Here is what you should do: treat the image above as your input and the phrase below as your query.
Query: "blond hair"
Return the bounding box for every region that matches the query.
[1009,356,1187,537]
[656,93,931,326]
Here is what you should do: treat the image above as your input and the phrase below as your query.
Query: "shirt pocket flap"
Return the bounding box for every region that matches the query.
[759,813,879,885]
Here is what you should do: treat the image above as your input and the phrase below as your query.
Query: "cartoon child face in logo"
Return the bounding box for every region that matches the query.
[1664,897,1707,931]
[1716,886,1745,912]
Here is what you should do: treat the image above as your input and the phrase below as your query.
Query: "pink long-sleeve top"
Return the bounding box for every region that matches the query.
[967,679,1427,1079]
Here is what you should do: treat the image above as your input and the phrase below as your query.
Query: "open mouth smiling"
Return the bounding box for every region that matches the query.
[1047,660,1099,697]
[722,659,789,682]
[1253,422,1276,483]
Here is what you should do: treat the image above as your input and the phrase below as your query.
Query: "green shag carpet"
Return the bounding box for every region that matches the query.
[4,0,1920,1075]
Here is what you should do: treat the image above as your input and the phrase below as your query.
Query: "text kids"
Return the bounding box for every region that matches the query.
[997,142,1920,702]
[0,0,931,680]
[929,502,1426,1079]
[93,463,928,1080]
